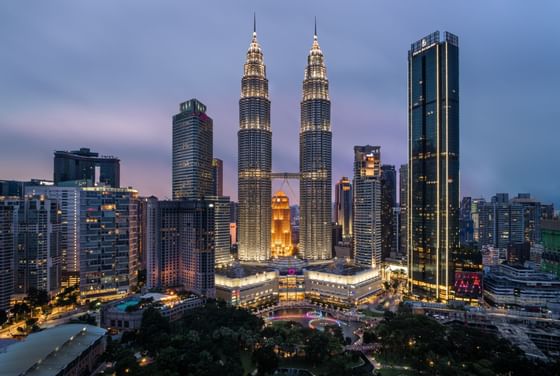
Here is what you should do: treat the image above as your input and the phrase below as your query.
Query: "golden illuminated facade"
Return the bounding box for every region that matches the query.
[299,24,332,260]
[238,18,272,261]
[271,191,293,258]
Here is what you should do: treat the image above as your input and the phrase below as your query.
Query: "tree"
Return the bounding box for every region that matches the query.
[0,310,7,325]
[138,307,170,354]
[253,345,278,376]
[11,302,31,320]
[27,287,49,307]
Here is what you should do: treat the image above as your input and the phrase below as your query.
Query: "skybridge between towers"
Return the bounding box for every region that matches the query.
[271,172,300,180]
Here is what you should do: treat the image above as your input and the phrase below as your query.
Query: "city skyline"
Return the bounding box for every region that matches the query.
[1,1,560,207]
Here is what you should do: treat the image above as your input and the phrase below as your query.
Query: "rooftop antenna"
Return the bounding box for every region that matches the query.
[314,16,317,37]
[253,12,256,34]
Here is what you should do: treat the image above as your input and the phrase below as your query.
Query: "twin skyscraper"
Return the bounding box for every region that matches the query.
[238,19,332,262]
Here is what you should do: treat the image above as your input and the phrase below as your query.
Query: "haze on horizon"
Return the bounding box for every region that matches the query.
[1,0,559,207]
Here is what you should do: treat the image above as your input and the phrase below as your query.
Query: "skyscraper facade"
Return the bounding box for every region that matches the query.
[54,148,120,187]
[335,177,353,241]
[381,164,396,259]
[172,99,213,200]
[79,187,138,300]
[399,164,408,256]
[25,186,80,287]
[145,198,217,297]
[353,146,382,268]
[408,31,460,300]
[238,25,272,262]
[9,196,61,295]
[212,158,224,196]
[271,191,293,258]
[300,29,332,260]
[0,203,14,311]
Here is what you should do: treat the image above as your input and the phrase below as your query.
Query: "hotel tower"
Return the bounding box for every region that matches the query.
[299,24,332,260]
[238,19,272,261]
[407,31,459,300]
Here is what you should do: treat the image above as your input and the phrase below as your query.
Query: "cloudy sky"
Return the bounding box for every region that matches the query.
[1,1,559,207]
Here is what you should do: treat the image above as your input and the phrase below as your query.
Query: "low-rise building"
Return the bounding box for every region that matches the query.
[304,262,381,308]
[483,263,560,310]
[215,265,279,308]
[101,292,204,331]
[0,324,106,376]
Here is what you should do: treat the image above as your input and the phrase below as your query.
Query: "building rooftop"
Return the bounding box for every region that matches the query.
[216,263,277,279]
[306,261,371,276]
[0,324,106,376]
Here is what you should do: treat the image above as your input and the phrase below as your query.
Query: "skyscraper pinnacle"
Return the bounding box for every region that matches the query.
[253,12,256,36]
[314,16,317,38]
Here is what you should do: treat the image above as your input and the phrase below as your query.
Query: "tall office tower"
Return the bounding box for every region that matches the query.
[8,196,61,295]
[137,196,153,273]
[479,193,524,249]
[209,196,232,267]
[172,99,213,200]
[408,31,459,300]
[25,186,80,287]
[381,165,396,260]
[146,198,216,297]
[300,26,332,260]
[1,179,54,198]
[459,197,474,245]
[54,148,120,187]
[79,187,138,300]
[335,177,353,241]
[211,158,224,196]
[398,164,408,256]
[512,193,542,244]
[0,204,14,311]
[471,198,485,243]
[238,21,272,262]
[353,146,382,268]
[271,191,293,258]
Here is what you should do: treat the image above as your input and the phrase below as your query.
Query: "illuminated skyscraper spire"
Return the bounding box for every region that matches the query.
[300,20,332,260]
[238,15,272,261]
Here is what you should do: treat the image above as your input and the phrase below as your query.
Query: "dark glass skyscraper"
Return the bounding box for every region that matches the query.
[172,99,213,200]
[300,28,332,260]
[54,148,120,187]
[381,165,396,260]
[335,177,352,241]
[238,23,272,262]
[408,31,459,300]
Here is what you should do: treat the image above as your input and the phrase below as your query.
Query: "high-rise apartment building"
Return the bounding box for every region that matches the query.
[512,193,542,244]
[381,165,396,259]
[353,146,382,268]
[146,198,216,297]
[210,195,232,267]
[408,31,460,300]
[212,158,224,196]
[459,197,474,245]
[25,186,80,287]
[300,27,332,260]
[238,23,272,262]
[478,193,524,249]
[7,196,62,295]
[271,191,293,258]
[79,187,138,300]
[54,148,120,187]
[172,99,213,200]
[335,177,353,241]
[0,204,14,311]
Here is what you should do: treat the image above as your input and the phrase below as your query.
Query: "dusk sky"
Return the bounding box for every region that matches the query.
[1,1,559,207]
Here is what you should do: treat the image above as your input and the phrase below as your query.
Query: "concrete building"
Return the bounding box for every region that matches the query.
[145,198,217,297]
[398,164,408,256]
[101,293,204,331]
[3,196,62,296]
[25,185,80,287]
[542,219,560,278]
[299,27,332,261]
[54,148,120,187]
[483,263,560,310]
[0,324,107,376]
[216,265,279,308]
[408,31,460,301]
[0,203,14,311]
[79,187,138,300]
